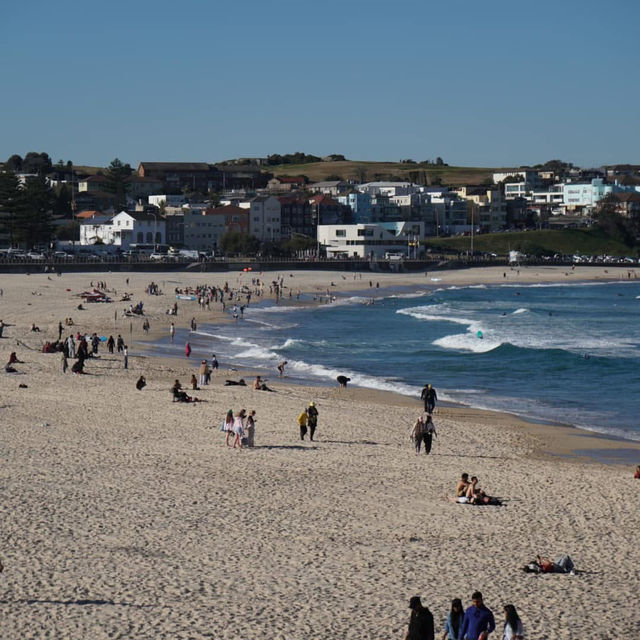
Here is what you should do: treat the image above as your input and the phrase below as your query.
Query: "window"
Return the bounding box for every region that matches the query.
[335,229,346,237]
[137,232,143,242]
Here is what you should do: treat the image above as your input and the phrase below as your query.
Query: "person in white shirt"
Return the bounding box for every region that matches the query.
[502,604,524,640]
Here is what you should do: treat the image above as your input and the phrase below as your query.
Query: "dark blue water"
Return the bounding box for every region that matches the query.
[151,281,640,442]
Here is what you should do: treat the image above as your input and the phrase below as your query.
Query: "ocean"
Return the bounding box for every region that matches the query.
[148,280,640,443]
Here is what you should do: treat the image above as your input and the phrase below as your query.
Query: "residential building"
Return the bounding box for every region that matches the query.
[308,180,350,196]
[244,195,281,243]
[317,222,424,259]
[78,175,109,192]
[357,182,415,197]
[125,175,164,199]
[138,162,217,192]
[492,170,542,187]
[453,186,507,232]
[216,164,269,191]
[309,194,349,225]
[149,194,186,208]
[337,192,373,224]
[267,176,307,193]
[278,194,314,238]
[79,211,166,249]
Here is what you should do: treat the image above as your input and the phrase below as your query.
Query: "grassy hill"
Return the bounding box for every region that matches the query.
[266,161,508,186]
[426,229,637,257]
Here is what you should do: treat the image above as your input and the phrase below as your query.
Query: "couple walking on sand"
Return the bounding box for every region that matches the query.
[297,402,319,441]
[410,414,437,455]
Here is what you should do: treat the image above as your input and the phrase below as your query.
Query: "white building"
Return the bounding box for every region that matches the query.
[241,196,281,242]
[357,182,415,197]
[79,211,166,249]
[318,222,424,259]
[149,194,186,208]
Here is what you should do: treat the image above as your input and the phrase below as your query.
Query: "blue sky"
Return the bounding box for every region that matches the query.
[2,0,638,168]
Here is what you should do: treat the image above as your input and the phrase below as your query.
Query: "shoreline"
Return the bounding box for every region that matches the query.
[131,272,640,463]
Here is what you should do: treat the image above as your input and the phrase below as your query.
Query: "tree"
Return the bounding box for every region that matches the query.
[594,194,635,245]
[219,231,260,255]
[104,158,132,209]
[435,157,444,166]
[54,184,73,217]
[0,169,21,244]
[13,176,55,247]
[6,154,23,172]
[22,152,52,175]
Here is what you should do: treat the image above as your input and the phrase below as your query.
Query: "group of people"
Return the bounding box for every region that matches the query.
[221,408,257,448]
[405,591,524,640]
[410,414,437,455]
[454,473,502,506]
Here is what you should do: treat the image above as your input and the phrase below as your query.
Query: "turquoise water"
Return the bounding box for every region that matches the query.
[152,281,640,442]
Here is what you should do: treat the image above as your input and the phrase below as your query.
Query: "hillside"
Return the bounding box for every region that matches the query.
[426,229,637,257]
[266,161,508,185]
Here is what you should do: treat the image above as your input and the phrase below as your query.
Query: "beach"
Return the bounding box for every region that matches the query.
[1,266,639,639]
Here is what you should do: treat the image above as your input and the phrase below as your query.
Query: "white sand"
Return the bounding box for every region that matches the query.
[0,267,638,639]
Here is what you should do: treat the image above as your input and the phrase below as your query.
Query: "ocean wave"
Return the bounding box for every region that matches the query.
[432,333,502,353]
[512,308,529,314]
[387,290,429,299]
[398,304,475,327]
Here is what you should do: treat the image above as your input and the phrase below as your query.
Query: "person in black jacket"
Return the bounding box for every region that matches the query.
[405,596,434,640]
[420,384,437,413]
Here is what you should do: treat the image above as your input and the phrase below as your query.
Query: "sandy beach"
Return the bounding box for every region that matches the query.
[1,266,639,639]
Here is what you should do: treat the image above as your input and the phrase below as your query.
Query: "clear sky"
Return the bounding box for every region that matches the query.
[2,0,638,168]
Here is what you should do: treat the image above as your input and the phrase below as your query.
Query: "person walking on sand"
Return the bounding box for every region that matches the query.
[211,354,219,371]
[170,322,175,343]
[421,384,437,414]
[116,334,124,353]
[424,414,437,454]
[410,415,426,455]
[58,321,63,341]
[502,605,524,640]
[306,402,319,441]
[123,345,128,369]
[297,408,308,440]
[61,352,68,373]
[107,335,115,354]
[185,342,191,358]
[460,591,495,640]
[442,598,464,640]
[405,596,434,640]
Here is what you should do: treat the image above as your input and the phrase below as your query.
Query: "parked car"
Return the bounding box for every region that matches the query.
[27,251,46,260]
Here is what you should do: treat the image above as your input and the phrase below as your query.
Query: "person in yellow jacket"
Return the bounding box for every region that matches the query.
[297,409,308,440]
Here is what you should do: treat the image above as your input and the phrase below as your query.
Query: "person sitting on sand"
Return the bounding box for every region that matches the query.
[172,379,199,403]
[8,352,22,365]
[253,375,274,391]
[191,374,199,390]
[456,473,470,499]
[30,323,40,332]
[136,375,146,391]
[466,476,501,505]
[224,378,246,386]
